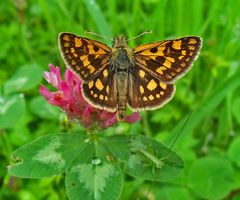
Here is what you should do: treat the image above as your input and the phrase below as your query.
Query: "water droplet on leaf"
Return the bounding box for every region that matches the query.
[92,157,101,165]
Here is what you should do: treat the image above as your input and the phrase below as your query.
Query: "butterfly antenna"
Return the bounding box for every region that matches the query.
[144,111,193,199]
[85,30,113,41]
[126,31,152,41]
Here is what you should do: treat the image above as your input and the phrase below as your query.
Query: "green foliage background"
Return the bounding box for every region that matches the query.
[1,0,240,199]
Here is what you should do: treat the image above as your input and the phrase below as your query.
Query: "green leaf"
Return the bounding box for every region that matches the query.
[232,97,240,124]
[29,96,60,120]
[232,194,240,200]
[100,135,131,161]
[9,133,124,199]
[188,156,234,200]
[8,133,87,178]
[228,136,240,167]
[101,135,184,182]
[66,141,123,200]
[231,169,240,192]
[4,63,43,95]
[155,185,194,200]
[0,94,25,129]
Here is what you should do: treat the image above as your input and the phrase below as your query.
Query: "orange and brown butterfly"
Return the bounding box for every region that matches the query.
[58,32,202,120]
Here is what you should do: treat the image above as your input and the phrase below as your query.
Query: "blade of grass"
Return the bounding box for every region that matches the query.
[83,0,112,38]
[167,72,240,143]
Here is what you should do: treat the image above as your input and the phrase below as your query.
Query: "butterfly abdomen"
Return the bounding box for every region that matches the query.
[115,70,128,120]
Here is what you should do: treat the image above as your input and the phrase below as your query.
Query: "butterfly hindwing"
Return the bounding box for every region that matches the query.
[58,33,111,82]
[133,37,202,83]
[82,65,117,112]
[128,66,175,111]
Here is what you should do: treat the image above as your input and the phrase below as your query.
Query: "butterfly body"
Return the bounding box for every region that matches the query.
[110,36,134,119]
[58,33,202,121]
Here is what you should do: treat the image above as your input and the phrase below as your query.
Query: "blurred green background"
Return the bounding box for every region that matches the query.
[1,0,240,199]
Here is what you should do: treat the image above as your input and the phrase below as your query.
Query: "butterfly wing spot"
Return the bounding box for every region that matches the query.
[177,67,183,72]
[163,59,172,68]
[80,55,87,61]
[156,66,166,75]
[88,81,94,89]
[103,69,108,77]
[74,37,82,47]
[93,94,98,98]
[140,85,144,94]
[156,94,160,98]
[160,91,164,95]
[147,79,157,91]
[71,60,76,65]
[189,46,195,51]
[160,82,167,89]
[64,42,70,47]
[63,34,70,41]
[106,85,109,94]
[139,70,146,78]
[148,95,154,100]
[70,48,75,53]
[95,79,104,91]
[99,94,104,100]
[179,55,184,60]
[143,96,148,101]
[172,40,182,50]
[182,50,187,55]
[189,38,198,44]
[189,52,194,56]
[166,56,175,62]
[87,65,96,74]
[83,58,90,66]
[171,72,176,76]
[81,70,85,75]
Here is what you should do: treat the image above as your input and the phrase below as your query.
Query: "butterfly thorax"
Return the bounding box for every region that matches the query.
[112,35,127,48]
[111,36,133,120]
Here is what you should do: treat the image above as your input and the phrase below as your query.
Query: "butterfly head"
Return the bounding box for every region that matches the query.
[112,36,128,48]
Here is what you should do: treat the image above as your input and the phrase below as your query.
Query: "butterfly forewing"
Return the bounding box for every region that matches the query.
[128,66,175,111]
[133,37,202,83]
[58,33,111,82]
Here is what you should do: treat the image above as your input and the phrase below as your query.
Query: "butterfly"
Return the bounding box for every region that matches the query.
[58,32,202,120]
